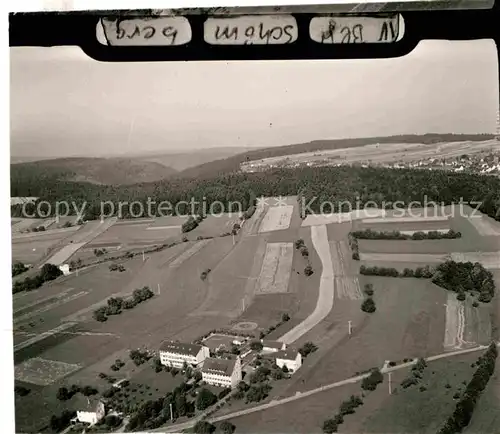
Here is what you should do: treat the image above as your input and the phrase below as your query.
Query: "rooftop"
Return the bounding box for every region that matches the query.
[202,357,237,376]
[159,341,203,357]
[73,395,104,412]
[261,340,285,350]
[274,348,299,361]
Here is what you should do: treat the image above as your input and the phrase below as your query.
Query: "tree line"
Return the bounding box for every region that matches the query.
[13,263,62,294]
[350,228,461,241]
[11,165,500,224]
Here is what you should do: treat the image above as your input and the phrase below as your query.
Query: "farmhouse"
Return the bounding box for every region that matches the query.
[201,356,242,388]
[274,348,302,373]
[75,397,106,425]
[159,341,210,368]
[261,339,286,353]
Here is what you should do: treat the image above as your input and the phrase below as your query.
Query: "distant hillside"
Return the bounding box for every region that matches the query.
[10,157,177,187]
[135,146,258,172]
[176,134,495,179]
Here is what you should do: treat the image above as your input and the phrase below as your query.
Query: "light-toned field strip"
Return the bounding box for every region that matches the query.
[14,322,77,352]
[115,218,155,225]
[398,229,450,235]
[332,241,363,300]
[41,218,117,266]
[444,295,463,350]
[258,205,294,233]
[15,330,118,337]
[13,291,89,325]
[12,225,80,240]
[361,216,449,224]
[169,240,211,267]
[256,243,294,294]
[468,216,500,236]
[243,205,267,236]
[146,225,182,231]
[15,357,81,386]
[12,219,39,233]
[278,225,334,344]
[13,287,75,314]
[359,252,448,263]
[451,252,500,269]
[302,209,387,226]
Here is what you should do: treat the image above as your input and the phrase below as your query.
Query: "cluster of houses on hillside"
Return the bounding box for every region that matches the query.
[71,336,303,428]
[241,151,500,177]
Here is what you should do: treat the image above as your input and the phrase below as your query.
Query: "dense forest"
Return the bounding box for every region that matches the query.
[11,165,500,222]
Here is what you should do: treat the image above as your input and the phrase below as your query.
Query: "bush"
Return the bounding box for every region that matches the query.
[15,386,30,397]
[322,419,338,433]
[361,297,376,313]
[250,341,263,351]
[304,264,314,276]
[299,341,318,358]
[361,369,384,391]
[282,313,290,322]
[219,421,236,434]
[196,388,217,411]
[193,421,215,434]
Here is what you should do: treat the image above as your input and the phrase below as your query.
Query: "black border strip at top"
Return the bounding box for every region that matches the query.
[8,5,500,61]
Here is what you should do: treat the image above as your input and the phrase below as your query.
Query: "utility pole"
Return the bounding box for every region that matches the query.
[232,233,235,246]
[157,283,161,295]
[388,372,392,395]
[142,250,145,262]
[348,320,352,336]
[170,403,173,421]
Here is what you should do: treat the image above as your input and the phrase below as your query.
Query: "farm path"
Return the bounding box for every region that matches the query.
[278,224,335,344]
[157,343,499,433]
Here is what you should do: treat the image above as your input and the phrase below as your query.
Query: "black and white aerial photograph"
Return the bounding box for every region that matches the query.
[9,9,500,434]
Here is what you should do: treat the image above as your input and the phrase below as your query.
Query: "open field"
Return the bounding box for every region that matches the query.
[443,293,491,351]
[42,218,117,266]
[86,219,177,250]
[361,216,450,224]
[358,220,451,232]
[12,229,80,263]
[280,278,448,392]
[189,213,242,238]
[362,353,480,433]
[14,357,81,386]
[256,243,294,294]
[467,215,500,236]
[359,252,447,263]
[190,236,264,320]
[259,205,294,233]
[358,239,466,254]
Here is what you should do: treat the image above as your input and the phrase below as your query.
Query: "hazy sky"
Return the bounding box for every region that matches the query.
[10,39,499,157]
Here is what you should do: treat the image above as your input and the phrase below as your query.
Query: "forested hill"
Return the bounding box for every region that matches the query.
[175,133,495,179]
[10,157,177,187]
[11,166,500,224]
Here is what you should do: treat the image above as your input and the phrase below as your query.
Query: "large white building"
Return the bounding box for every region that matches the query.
[159,341,210,369]
[76,398,106,425]
[201,357,242,388]
[274,349,302,373]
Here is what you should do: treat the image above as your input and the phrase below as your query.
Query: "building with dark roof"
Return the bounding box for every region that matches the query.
[201,356,242,388]
[159,341,210,368]
[274,348,302,372]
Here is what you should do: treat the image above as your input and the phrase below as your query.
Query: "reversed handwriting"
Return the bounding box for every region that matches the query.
[310,15,400,44]
[205,15,298,45]
[100,17,192,46]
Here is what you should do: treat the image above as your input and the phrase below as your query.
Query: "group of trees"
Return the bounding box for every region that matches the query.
[56,384,98,401]
[361,368,384,391]
[110,358,126,372]
[298,341,318,358]
[322,394,364,433]
[49,410,76,433]
[94,248,108,257]
[350,228,461,241]
[400,358,428,389]
[12,261,28,277]
[295,238,314,276]
[12,263,63,294]
[129,349,152,366]
[361,283,376,313]
[438,343,498,434]
[182,215,205,233]
[359,265,435,279]
[258,313,291,340]
[93,287,154,322]
[109,263,126,272]
[432,261,496,303]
